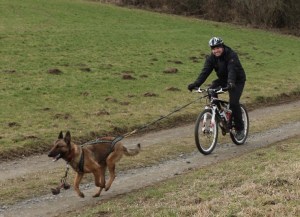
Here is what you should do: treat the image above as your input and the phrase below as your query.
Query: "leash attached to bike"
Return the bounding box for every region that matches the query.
[122,96,204,138]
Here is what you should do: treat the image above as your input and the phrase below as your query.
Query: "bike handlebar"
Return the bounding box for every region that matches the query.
[193,86,229,94]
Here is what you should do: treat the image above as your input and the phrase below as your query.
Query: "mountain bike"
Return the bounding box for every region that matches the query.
[194,87,249,155]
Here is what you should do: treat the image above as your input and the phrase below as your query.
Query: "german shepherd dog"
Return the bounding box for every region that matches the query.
[48,131,140,198]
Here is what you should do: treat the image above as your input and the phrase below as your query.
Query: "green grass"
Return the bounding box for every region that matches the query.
[0,0,300,157]
[63,136,300,217]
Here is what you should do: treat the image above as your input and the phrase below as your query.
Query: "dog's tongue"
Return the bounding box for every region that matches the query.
[52,154,61,162]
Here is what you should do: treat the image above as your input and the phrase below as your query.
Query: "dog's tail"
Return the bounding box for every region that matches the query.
[123,143,141,156]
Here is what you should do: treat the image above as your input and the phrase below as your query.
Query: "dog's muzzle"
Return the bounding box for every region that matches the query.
[48,153,61,162]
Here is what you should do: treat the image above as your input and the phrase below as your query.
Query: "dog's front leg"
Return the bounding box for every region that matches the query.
[74,173,84,198]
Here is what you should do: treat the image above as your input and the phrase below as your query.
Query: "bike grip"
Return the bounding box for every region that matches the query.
[222,86,229,91]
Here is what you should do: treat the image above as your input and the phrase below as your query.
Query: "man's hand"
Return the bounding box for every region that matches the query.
[188,83,198,92]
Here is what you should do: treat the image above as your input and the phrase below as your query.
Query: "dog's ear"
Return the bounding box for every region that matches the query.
[58,131,63,139]
[64,131,71,145]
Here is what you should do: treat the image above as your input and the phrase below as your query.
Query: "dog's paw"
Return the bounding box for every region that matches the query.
[78,192,85,198]
[93,193,100,198]
[51,187,60,195]
[63,183,71,190]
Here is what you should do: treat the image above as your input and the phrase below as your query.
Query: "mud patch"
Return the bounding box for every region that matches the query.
[143,92,158,97]
[105,97,118,103]
[122,73,136,80]
[53,113,72,120]
[94,109,110,116]
[267,178,291,187]
[167,60,183,64]
[262,200,277,206]
[8,122,20,127]
[80,67,91,72]
[163,68,178,74]
[3,69,16,73]
[80,91,90,97]
[166,87,181,91]
[119,101,130,105]
[189,56,200,63]
[23,135,39,140]
[47,68,63,75]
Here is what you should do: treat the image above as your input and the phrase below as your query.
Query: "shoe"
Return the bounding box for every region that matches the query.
[235,130,245,140]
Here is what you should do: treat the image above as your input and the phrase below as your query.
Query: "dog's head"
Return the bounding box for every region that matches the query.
[48,131,72,162]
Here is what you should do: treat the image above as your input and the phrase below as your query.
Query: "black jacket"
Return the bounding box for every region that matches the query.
[194,45,246,87]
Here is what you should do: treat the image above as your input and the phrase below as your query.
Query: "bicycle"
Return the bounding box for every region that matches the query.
[193,87,249,155]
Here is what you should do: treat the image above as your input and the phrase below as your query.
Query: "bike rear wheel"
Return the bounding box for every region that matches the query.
[230,104,249,145]
[195,109,218,155]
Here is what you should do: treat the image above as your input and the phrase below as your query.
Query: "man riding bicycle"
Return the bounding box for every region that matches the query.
[187,37,246,140]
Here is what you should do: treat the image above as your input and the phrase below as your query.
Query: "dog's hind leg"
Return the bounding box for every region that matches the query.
[92,167,105,197]
[99,166,106,188]
[105,159,116,191]
[93,187,103,198]
[74,173,85,198]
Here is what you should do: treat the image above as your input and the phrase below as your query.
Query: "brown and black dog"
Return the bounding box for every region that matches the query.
[48,131,140,198]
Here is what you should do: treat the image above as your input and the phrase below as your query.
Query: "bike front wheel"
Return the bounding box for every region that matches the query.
[195,109,218,155]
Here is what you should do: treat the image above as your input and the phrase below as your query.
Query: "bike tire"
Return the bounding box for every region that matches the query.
[230,104,249,145]
[195,109,218,155]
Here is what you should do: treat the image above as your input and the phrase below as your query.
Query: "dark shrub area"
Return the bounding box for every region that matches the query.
[104,0,300,35]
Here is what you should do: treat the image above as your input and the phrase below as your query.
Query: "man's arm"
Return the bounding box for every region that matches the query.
[227,52,239,85]
[194,56,214,86]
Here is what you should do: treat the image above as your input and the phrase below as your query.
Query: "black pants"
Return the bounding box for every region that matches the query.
[210,79,245,131]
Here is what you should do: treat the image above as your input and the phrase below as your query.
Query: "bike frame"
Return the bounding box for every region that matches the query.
[204,94,229,133]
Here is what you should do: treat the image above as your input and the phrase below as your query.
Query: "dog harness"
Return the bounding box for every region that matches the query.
[78,136,124,173]
[78,147,84,173]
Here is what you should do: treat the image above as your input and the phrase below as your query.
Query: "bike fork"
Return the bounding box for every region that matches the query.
[202,106,216,133]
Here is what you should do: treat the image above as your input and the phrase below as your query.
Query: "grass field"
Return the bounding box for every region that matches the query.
[0,0,300,157]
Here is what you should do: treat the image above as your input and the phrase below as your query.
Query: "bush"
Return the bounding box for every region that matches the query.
[111,0,300,35]
[233,0,300,28]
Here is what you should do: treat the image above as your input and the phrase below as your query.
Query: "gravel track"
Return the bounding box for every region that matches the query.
[0,100,299,217]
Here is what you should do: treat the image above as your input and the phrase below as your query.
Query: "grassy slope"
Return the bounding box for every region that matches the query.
[0,0,300,156]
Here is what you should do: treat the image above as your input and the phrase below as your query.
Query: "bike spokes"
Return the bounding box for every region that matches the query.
[230,104,249,145]
[195,109,218,155]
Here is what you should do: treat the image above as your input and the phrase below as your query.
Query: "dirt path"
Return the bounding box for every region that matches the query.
[0,101,300,217]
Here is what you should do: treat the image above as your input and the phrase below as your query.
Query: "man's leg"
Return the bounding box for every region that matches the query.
[229,83,245,132]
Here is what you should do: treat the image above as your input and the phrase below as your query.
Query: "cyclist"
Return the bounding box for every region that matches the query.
[187,37,246,140]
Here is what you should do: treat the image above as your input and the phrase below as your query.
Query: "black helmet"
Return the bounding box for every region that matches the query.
[209,37,223,48]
